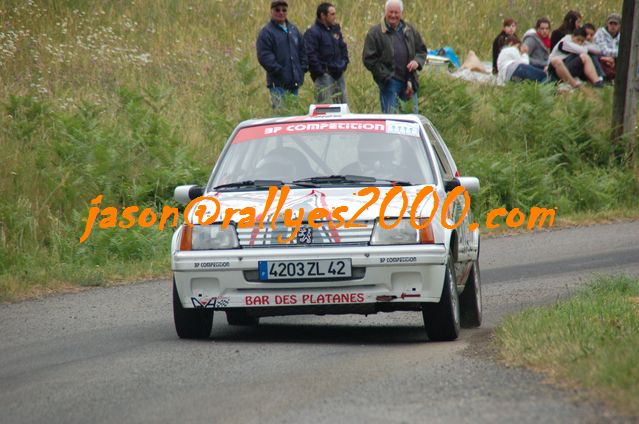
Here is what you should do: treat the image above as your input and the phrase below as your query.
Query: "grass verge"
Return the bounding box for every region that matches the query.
[496,275,639,417]
[0,256,170,303]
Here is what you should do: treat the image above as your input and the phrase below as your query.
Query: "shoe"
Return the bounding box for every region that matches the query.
[593,80,605,88]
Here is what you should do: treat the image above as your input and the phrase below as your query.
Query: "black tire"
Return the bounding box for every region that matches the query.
[173,280,213,339]
[422,254,461,341]
[226,309,260,326]
[460,261,482,328]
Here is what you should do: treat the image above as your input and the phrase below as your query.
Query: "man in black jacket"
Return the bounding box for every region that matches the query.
[362,0,427,113]
[256,1,308,109]
[304,3,349,104]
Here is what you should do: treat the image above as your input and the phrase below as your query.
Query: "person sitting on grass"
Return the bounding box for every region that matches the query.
[550,10,582,50]
[582,23,607,81]
[497,35,547,85]
[593,13,620,80]
[492,18,517,74]
[548,27,604,88]
[522,17,552,70]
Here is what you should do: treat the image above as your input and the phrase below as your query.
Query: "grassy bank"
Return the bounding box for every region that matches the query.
[496,275,639,416]
[1,1,638,301]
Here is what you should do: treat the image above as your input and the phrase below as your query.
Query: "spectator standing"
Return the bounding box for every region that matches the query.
[497,35,547,85]
[256,1,308,109]
[492,18,517,74]
[304,2,349,104]
[362,0,427,114]
[522,17,551,70]
[593,13,620,80]
[550,10,582,50]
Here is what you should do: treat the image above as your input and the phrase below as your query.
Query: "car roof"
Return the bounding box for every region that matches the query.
[235,113,425,130]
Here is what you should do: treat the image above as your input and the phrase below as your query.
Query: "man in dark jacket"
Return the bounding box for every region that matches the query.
[256,1,308,109]
[362,0,427,113]
[304,3,349,104]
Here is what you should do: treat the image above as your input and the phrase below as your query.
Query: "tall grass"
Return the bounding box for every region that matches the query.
[0,0,636,300]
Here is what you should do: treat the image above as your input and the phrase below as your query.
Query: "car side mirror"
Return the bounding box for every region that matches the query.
[457,177,480,194]
[444,177,480,194]
[174,185,204,205]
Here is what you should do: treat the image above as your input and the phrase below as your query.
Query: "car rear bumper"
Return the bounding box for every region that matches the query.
[172,245,447,311]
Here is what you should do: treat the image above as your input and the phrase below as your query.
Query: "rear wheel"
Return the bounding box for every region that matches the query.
[226,309,260,326]
[422,255,460,341]
[460,261,482,328]
[173,280,213,339]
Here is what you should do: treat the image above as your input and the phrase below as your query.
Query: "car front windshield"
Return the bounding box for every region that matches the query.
[209,120,436,189]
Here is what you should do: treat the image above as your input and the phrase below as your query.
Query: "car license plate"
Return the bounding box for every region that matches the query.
[258,259,352,281]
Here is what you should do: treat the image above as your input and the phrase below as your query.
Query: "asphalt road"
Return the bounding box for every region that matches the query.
[1,221,638,424]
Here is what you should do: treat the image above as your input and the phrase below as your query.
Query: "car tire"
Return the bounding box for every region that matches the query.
[422,254,460,341]
[173,280,213,339]
[226,309,260,326]
[460,261,482,328]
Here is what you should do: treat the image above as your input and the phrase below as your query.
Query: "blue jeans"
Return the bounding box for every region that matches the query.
[590,54,605,78]
[314,74,348,104]
[269,86,299,109]
[511,64,547,82]
[378,78,418,114]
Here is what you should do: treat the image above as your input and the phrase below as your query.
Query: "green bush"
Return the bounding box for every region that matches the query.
[0,91,205,287]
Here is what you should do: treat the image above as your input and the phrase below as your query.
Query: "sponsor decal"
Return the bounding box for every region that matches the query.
[215,297,230,308]
[379,257,417,264]
[194,261,231,269]
[233,120,422,144]
[386,120,421,137]
[232,120,387,143]
[191,296,230,308]
[244,293,365,306]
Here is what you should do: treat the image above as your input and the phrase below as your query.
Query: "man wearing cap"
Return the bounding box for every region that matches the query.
[256,1,308,109]
[362,0,427,113]
[593,13,621,80]
[304,2,349,104]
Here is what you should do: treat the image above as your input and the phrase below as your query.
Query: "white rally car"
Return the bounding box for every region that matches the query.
[171,104,481,341]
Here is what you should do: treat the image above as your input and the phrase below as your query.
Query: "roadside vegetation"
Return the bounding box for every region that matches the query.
[1,0,637,301]
[496,275,639,417]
